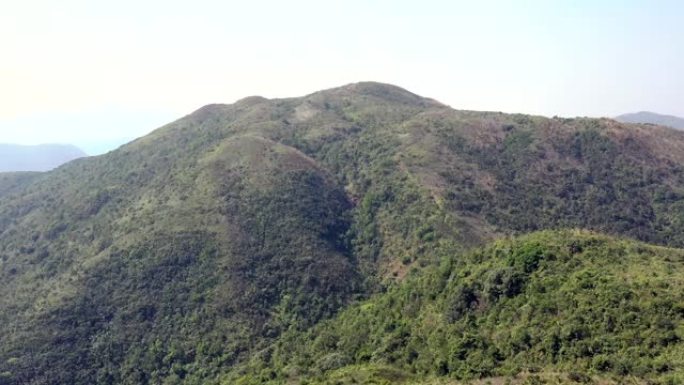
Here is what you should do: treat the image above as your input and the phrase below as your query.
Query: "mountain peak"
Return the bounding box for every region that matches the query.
[310,81,443,107]
[234,95,269,106]
[340,81,415,94]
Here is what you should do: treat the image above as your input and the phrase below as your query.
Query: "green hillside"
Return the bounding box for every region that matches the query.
[0,172,40,198]
[237,230,683,384]
[0,83,683,384]
[0,133,360,384]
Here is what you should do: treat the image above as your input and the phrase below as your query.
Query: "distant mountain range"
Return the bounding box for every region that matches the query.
[0,143,87,172]
[615,111,684,129]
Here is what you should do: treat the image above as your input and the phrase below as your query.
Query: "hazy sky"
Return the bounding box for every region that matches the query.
[1,0,682,154]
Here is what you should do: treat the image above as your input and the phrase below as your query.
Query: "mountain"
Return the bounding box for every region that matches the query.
[0,143,87,172]
[615,111,684,130]
[0,82,682,385]
[243,230,684,385]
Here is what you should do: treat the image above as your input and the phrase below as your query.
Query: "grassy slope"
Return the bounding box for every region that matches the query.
[0,83,684,384]
[237,230,684,385]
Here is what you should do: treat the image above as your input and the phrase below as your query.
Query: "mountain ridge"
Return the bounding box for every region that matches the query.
[0,83,683,384]
[615,111,684,130]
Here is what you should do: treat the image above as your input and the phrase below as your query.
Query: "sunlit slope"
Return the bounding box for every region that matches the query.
[238,230,684,384]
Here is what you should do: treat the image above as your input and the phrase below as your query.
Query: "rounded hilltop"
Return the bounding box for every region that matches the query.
[306,81,444,107]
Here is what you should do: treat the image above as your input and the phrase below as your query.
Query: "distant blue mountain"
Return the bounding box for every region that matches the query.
[0,143,87,172]
[615,111,684,129]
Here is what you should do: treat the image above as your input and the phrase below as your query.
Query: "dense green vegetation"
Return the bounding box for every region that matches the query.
[0,136,359,385]
[236,231,683,384]
[0,172,40,198]
[0,82,683,384]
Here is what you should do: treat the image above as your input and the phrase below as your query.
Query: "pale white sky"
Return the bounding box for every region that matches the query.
[1,0,683,154]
